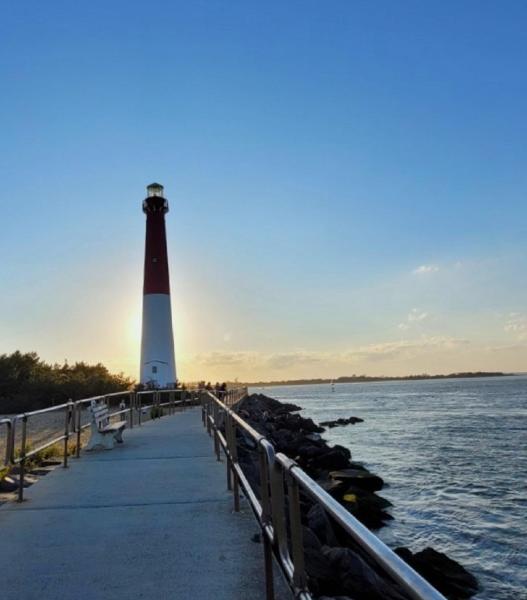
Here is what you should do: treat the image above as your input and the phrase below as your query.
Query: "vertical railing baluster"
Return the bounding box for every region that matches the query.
[75,402,81,458]
[18,416,27,502]
[11,418,17,468]
[287,471,308,593]
[63,401,71,468]
[129,392,134,428]
[206,399,212,436]
[230,413,240,512]
[259,442,275,600]
[270,460,290,573]
[226,410,233,491]
[213,402,220,461]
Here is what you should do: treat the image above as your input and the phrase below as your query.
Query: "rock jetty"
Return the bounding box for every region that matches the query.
[234,393,478,600]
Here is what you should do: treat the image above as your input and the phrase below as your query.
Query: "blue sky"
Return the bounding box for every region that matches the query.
[1,1,526,380]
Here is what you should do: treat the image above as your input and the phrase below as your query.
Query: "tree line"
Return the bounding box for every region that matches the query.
[244,371,507,387]
[0,351,133,413]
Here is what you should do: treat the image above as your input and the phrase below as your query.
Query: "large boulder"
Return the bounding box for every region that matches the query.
[272,411,324,434]
[237,393,301,416]
[320,416,364,428]
[302,526,340,595]
[395,547,479,599]
[339,485,393,530]
[306,504,340,547]
[329,468,384,492]
[307,445,352,471]
[322,546,409,600]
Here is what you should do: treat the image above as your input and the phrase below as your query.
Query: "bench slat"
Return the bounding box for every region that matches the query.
[100,421,126,433]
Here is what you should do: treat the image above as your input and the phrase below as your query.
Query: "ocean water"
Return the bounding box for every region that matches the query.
[252,376,527,600]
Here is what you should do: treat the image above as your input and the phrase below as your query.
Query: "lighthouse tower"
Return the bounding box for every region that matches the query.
[140,183,177,387]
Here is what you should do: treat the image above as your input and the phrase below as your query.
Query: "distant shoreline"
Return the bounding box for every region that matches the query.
[244,371,511,388]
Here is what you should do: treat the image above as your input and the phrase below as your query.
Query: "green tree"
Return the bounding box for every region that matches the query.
[0,351,134,413]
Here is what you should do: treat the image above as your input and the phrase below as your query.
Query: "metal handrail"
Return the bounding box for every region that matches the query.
[286,460,444,600]
[1,418,13,468]
[12,400,72,418]
[202,390,447,600]
[5,386,204,502]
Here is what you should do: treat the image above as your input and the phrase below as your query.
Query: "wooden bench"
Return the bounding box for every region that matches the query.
[85,400,127,451]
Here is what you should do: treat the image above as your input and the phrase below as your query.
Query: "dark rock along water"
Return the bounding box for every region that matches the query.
[252,375,527,600]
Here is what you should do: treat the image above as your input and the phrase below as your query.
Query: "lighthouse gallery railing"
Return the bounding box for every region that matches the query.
[201,390,447,600]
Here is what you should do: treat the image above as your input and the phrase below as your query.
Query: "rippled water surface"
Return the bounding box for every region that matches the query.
[253,376,527,600]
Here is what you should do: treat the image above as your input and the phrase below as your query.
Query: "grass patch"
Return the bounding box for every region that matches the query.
[15,440,78,469]
[0,465,10,481]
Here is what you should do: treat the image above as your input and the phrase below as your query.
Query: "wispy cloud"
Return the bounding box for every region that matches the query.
[342,336,469,363]
[190,351,260,368]
[190,350,327,370]
[413,264,439,274]
[504,313,527,341]
[187,336,469,371]
[398,308,429,330]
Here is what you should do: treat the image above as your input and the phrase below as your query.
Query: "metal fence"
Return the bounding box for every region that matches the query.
[201,390,447,600]
[1,388,201,502]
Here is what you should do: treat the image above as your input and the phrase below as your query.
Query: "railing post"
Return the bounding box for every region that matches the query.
[11,418,17,468]
[7,421,12,467]
[287,470,308,593]
[138,394,142,426]
[75,402,81,458]
[18,415,28,502]
[63,401,72,468]
[225,411,232,491]
[2,420,13,468]
[259,442,275,600]
[270,460,289,570]
[213,402,221,461]
[228,410,240,512]
[206,399,212,436]
[129,392,134,428]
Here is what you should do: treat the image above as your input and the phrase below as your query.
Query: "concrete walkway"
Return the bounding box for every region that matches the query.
[0,408,289,599]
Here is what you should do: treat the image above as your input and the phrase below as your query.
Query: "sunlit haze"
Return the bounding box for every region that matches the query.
[1,2,526,382]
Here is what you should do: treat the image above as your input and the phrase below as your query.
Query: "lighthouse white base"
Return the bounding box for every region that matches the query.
[140,293,177,387]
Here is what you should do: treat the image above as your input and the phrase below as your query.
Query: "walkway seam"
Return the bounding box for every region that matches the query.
[1,497,232,512]
[79,454,214,462]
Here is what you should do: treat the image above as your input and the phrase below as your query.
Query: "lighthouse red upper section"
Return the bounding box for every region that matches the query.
[142,186,171,295]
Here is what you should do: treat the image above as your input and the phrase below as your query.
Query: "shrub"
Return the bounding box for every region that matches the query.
[0,351,134,413]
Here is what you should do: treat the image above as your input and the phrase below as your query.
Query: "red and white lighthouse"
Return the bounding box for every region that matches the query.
[140,183,177,387]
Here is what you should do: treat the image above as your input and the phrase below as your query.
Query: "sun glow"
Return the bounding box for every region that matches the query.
[127,308,142,347]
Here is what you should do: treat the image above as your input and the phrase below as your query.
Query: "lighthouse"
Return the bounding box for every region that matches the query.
[139,183,177,387]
